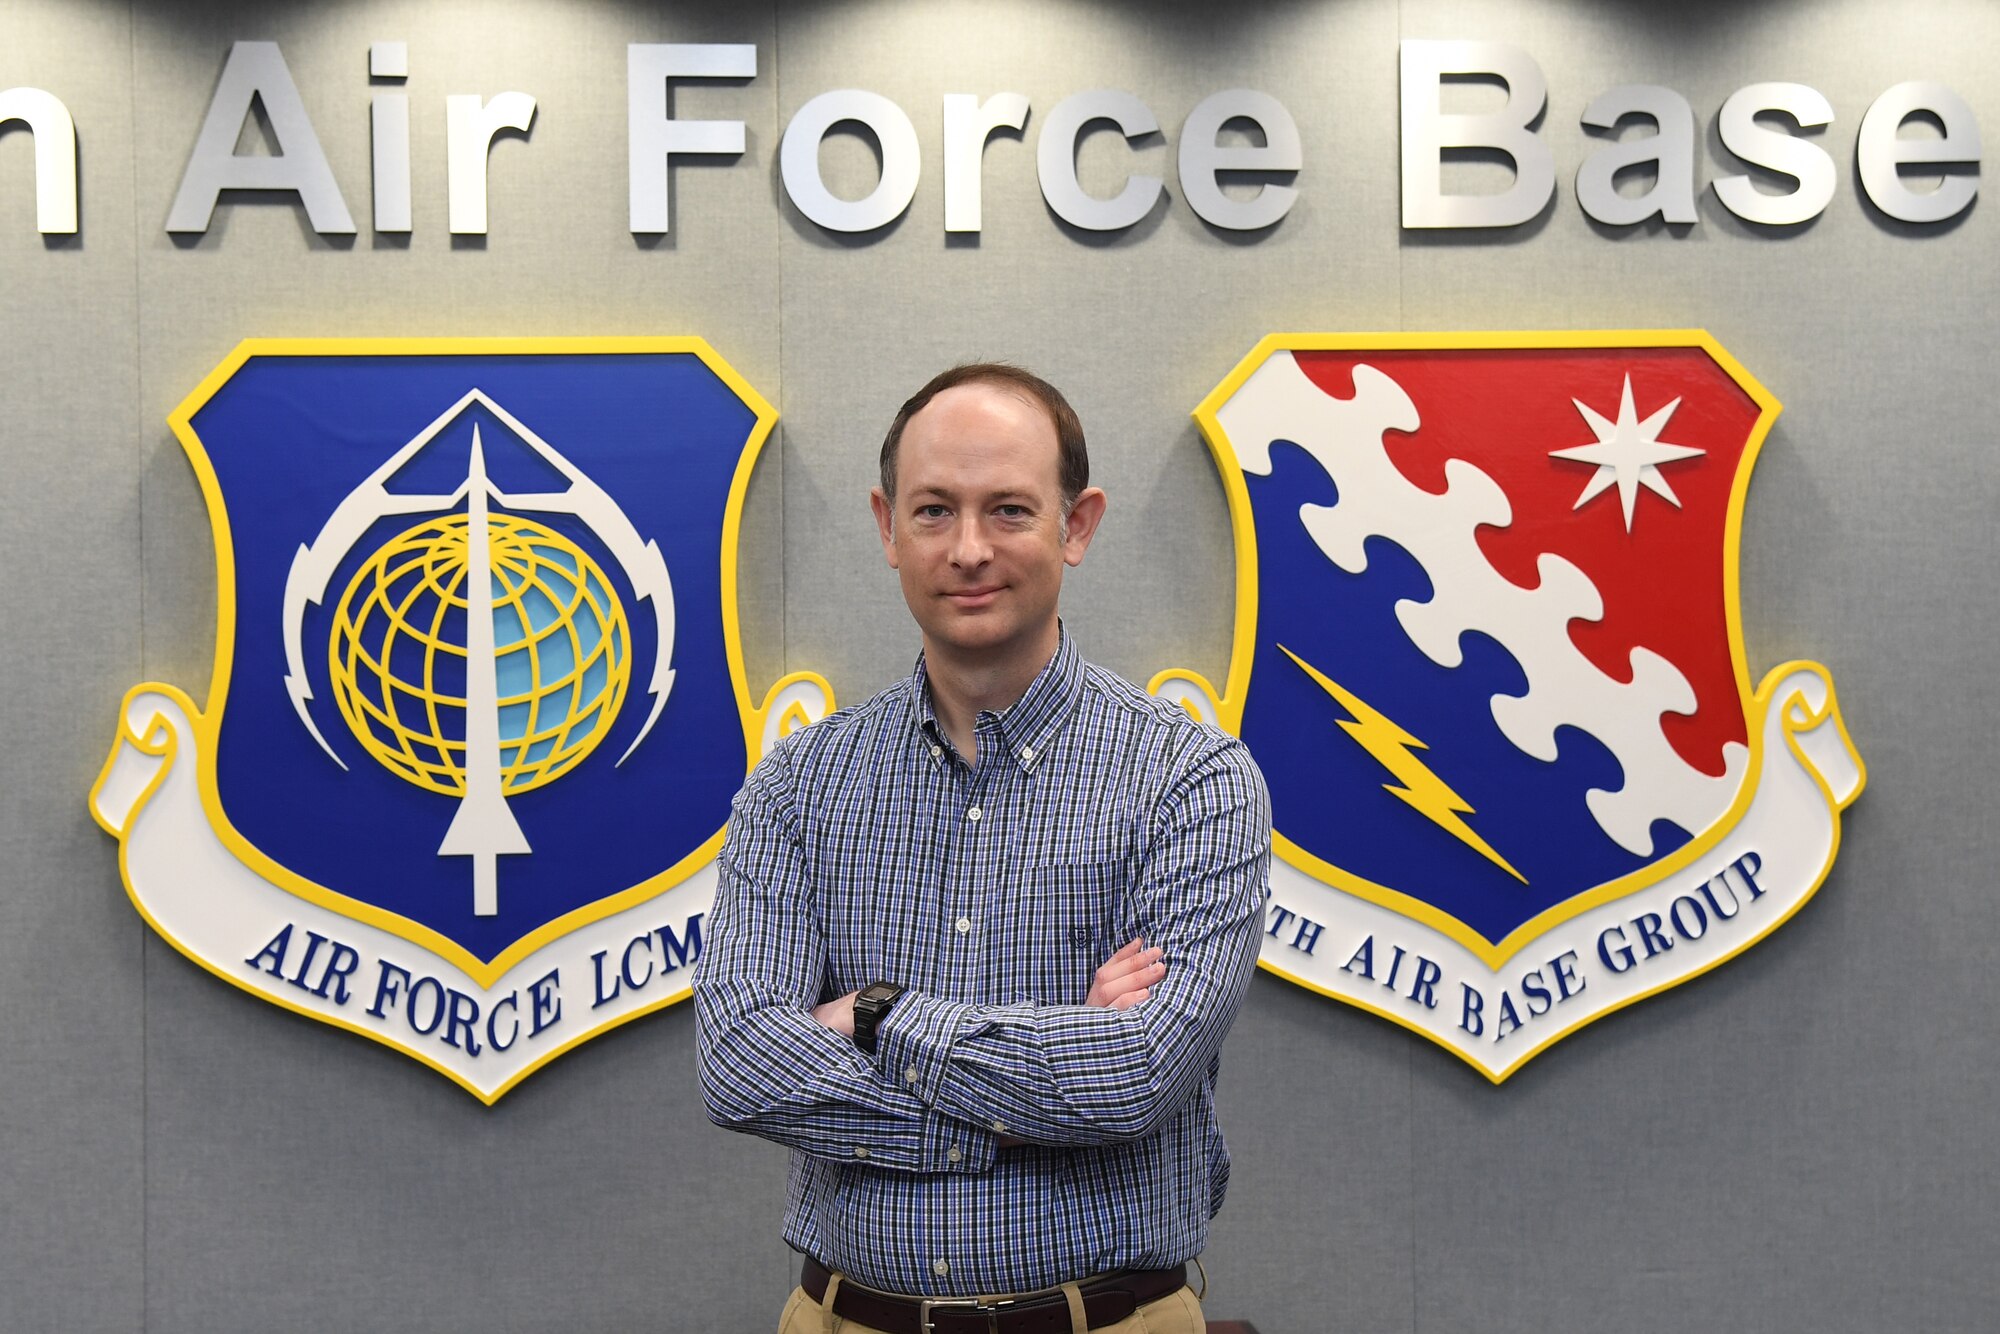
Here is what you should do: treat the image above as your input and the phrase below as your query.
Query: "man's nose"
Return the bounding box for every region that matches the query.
[950,515,994,567]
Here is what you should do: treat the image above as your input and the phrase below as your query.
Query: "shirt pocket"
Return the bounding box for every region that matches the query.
[993,860,1136,1006]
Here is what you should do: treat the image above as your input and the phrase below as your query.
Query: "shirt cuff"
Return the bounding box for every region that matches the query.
[918,1107,995,1174]
[876,991,996,1173]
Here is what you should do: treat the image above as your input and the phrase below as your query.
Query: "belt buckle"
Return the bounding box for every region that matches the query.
[918,1295,1012,1333]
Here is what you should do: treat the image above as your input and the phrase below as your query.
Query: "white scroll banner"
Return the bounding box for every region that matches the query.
[91,685,719,1103]
[1254,662,1865,1081]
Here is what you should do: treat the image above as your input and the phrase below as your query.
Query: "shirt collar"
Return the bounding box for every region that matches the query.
[909,626,1085,771]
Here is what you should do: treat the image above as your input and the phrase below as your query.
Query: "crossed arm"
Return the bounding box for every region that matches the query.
[813,936,1166,1036]
[812,939,1164,1150]
[692,740,1270,1174]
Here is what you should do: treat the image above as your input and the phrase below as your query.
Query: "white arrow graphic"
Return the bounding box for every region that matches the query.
[283,388,676,772]
[436,426,531,915]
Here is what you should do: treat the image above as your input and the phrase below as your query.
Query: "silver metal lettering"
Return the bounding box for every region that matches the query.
[626,43,754,235]
[943,92,1028,233]
[1576,85,1696,226]
[1036,89,1161,232]
[1713,82,1835,227]
[1178,89,1301,231]
[0,87,77,233]
[780,89,920,233]
[1857,81,1980,224]
[369,43,411,233]
[165,41,355,236]
[445,91,537,235]
[1399,40,1553,229]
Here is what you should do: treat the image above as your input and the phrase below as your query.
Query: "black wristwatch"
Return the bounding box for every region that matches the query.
[851,981,906,1055]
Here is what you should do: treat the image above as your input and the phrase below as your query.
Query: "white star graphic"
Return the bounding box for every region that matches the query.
[1549,374,1705,531]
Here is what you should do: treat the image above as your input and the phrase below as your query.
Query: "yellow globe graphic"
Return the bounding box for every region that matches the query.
[328,513,632,796]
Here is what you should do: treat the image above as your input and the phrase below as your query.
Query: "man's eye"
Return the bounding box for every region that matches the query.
[996,505,1027,519]
[918,504,949,519]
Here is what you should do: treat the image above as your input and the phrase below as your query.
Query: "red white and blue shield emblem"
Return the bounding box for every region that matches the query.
[91,338,832,1101]
[1155,333,1865,1080]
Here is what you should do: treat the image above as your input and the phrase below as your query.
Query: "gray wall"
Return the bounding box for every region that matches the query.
[3,1,1994,1329]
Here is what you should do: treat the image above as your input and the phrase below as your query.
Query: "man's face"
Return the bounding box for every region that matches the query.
[870,381,1105,669]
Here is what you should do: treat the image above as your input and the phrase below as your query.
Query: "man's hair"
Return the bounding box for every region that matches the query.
[878,363,1089,508]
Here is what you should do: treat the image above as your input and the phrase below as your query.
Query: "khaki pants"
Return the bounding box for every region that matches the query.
[777,1279,1205,1334]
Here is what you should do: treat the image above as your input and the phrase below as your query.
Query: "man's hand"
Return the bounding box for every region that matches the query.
[1087,936,1165,1010]
[813,991,857,1036]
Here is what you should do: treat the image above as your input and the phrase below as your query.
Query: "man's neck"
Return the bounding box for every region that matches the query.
[923,625,1060,765]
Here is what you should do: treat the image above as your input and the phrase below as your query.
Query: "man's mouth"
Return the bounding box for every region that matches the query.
[944,585,1002,605]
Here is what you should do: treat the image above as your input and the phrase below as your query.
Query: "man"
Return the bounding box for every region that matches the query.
[694,365,1270,1334]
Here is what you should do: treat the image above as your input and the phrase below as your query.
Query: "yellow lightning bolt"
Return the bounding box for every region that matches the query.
[1278,644,1527,885]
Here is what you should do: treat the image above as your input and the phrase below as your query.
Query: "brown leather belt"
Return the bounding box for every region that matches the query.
[800,1256,1186,1334]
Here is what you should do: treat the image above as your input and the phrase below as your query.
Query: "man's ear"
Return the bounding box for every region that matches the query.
[869,487,901,569]
[1061,487,1107,566]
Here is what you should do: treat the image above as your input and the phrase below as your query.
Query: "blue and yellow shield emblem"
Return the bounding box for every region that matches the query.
[92,339,830,1101]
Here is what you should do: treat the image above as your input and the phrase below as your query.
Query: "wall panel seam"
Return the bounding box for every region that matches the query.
[125,2,149,1327]
[775,0,791,683]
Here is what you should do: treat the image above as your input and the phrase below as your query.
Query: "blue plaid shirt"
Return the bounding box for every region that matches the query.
[693,631,1270,1297]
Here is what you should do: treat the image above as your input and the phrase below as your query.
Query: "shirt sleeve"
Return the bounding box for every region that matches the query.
[874,735,1271,1148]
[693,747,998,1175]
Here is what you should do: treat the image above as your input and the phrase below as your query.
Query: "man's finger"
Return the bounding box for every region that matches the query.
[1110,988,1150,1010]
[1095,944,1162,976]
[1093,946,1164,986]
[1096,955,1164,991]
[1088,960,1165,1008]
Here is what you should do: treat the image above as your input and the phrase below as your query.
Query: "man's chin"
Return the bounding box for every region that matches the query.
[921,616,1031,658]
[927,623,1007,652]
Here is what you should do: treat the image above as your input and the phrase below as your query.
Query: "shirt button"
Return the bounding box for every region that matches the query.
[947,1146,963,1164]
[966,805,981,822]
[929,744,942,758]
[1020,746,1035,762]
[905,1065,920,1085]
[991,1119,1008,1133]
[955,916,972,935]
[853,1146,870,1159]
[932,1258,950,1278]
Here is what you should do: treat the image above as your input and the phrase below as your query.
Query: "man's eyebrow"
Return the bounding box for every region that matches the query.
[903,486,1043,507]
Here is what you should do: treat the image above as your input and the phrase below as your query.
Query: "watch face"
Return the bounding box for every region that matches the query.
[860,983,900,1004]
